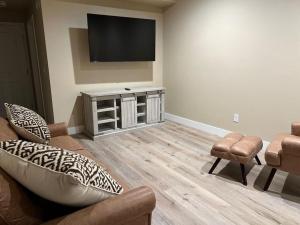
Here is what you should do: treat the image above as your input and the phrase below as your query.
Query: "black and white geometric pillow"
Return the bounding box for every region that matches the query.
[0,140,123,206]
[4,103,51,144]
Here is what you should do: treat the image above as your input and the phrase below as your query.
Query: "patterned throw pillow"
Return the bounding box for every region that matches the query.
[4,103,51,144]
[0,140,123,207]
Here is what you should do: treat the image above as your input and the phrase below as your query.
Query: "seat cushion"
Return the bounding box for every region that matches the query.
[211,133,263,164]
[265,133,290,167]
[212,133,243,153]
[231,136,263,157]
[0,117,18,141]
[49,136,86,151]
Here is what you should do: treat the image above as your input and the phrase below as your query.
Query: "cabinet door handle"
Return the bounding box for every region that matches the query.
[121,97,136,102]
[147,94,160,99]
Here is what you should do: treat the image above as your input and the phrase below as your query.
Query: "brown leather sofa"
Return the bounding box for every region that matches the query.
[0,117,156,225]
[264,122,300,191]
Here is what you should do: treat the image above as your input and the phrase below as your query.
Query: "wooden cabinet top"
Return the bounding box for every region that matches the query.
[81,86,165,98]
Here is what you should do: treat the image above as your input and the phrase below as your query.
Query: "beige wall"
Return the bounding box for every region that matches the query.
[41,0,163,127]
[164,0,300,140]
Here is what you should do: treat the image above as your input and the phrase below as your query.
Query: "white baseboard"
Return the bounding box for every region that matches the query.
[165,113,270,151]
[165,113,231,137]
[68,125,84,135]
[68,114,270,150]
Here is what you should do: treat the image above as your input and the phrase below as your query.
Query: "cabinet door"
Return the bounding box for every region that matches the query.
[146,94,161,124]
[121,96,137,129]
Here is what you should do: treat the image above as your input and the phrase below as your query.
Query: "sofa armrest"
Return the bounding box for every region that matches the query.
[282,136,300,156]
[48,123,68,137]
[291,122,300,136]
[40,186,156,225]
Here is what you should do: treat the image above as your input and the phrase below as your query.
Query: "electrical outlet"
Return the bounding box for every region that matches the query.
[233,113,239,123]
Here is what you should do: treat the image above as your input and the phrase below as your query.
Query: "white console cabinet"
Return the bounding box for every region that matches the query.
[81,87,165,139]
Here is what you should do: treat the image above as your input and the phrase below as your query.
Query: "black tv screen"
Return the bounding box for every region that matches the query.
[87,14,156,62]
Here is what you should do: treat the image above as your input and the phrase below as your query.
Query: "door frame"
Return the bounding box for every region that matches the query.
[26,16,46,118]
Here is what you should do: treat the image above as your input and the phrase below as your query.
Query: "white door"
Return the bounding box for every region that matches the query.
[0,23,36,117]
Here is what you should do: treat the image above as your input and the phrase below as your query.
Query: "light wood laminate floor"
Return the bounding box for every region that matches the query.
[76,122,300,225]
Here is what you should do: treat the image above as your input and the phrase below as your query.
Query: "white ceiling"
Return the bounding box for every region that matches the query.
[124,0,176,8]
[0,0,175,13]
[59,0,176,10]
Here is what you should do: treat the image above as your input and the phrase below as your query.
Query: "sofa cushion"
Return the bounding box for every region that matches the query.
[103,166,130,193]
[50,136,130,192]
[49,136,86,151]
[0,140,124,207]
[0,117,19,141]
[74,149,96,160]
[72,149,130,192]
[0,166,81,225]
[4,104,51,144]
[48,123,68,137]
[0,168,44,225]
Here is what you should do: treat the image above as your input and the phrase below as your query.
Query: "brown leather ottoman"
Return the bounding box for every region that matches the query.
[209,133,263,185]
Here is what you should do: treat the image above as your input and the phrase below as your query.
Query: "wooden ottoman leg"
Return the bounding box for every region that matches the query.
[263,168,277,191]
[209,158,221,174]
[255,155,262,165]
[240,164,247,186]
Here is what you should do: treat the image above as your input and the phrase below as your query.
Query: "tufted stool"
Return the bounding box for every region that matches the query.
[209,133,263,185]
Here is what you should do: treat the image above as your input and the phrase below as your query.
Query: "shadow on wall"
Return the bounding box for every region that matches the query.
[68,96,84,127]
[69,28,153,84]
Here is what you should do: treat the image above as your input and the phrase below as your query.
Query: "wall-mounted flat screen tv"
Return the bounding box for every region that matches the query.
[87,14,156,62]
